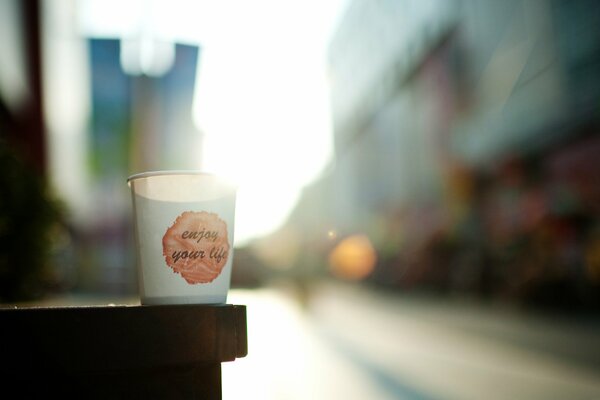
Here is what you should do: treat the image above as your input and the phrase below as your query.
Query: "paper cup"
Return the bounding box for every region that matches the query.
[128,171,236,305]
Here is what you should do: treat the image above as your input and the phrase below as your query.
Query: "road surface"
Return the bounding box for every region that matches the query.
[223,281,600,400]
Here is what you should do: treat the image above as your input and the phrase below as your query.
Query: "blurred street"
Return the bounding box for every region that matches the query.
[224,282,600,400]
[2,1,600,398]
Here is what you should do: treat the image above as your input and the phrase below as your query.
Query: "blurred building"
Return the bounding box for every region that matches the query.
[74,39,201,294]
[39,0,204,295]
[272,0,600,310]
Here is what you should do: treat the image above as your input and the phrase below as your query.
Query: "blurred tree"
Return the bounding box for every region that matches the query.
[0,141,62,302]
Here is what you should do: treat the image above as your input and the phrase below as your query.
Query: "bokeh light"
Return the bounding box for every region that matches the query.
[328,235,377,281]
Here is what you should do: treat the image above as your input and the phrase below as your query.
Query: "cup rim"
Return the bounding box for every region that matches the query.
[127,170,221,184]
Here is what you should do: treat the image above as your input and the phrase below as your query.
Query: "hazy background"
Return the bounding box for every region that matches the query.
[1,0,599,399]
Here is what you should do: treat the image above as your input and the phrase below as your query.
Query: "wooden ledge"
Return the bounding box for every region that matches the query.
[0,304,247,374]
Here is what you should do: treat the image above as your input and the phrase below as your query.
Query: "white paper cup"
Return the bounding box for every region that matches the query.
[128,171,236,305]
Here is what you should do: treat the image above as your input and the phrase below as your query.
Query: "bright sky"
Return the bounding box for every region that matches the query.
[193,1,346,246]
[80,0,347,246]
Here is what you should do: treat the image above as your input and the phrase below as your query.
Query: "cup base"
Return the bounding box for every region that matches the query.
[140,295,227,305]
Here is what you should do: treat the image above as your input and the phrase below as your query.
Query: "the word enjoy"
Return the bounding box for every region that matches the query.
[182,229,219,243]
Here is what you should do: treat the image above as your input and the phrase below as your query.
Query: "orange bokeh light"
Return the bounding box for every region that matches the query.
[328,234,377,281]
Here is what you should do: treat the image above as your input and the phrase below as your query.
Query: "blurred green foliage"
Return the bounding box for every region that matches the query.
[0,141,62,302]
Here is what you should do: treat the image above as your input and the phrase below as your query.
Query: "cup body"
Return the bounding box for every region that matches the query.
[128,171,236,305]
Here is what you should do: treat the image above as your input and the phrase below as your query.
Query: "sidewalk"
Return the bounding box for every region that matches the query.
[307,280,600,400]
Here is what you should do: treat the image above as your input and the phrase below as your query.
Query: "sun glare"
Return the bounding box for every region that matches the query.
[192,1,342,245]
[79,0,346,246]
